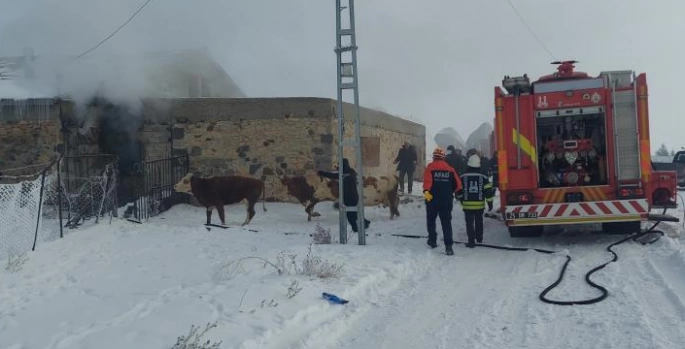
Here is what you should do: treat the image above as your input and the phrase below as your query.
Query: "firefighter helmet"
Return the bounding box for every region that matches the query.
[432,147,446,160]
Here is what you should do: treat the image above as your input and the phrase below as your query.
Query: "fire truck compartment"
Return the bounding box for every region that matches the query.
[536,110,608,188]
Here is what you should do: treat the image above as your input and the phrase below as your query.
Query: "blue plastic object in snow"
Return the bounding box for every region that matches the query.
[322,292,349,304]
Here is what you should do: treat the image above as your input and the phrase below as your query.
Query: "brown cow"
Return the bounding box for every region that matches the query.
[326,175,401,219]
[174,173,266,226]
[280,173,336,221]
[281,173,400,220]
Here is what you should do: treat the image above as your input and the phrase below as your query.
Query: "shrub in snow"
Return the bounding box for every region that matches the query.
[171,321,222,349]
[5,252,28,273]
[311,223,333,244]
[287,280,303,299]
[298,244,344,279]
[260,299,278,308]
[214,245,344,281]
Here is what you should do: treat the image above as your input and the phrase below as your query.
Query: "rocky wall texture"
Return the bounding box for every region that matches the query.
[336,104,426,179]
[171,99,335,202]
[0,120,61,170]
[141,124,171,161]
[0,99,63,172]
[166,98,426,202]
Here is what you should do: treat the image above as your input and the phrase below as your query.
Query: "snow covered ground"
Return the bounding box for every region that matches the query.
[1,185,685,349]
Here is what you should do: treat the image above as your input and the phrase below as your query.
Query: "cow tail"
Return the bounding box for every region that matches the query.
[262,180,267,212]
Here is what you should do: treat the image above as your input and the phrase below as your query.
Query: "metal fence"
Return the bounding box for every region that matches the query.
[56,154,119,229]
[125,155,190,223]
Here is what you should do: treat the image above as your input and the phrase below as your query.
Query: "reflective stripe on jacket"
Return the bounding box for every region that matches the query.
[459,172,494,210]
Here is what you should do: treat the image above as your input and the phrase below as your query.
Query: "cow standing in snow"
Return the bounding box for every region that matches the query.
[174,173,266,226]
[281,165,400,221]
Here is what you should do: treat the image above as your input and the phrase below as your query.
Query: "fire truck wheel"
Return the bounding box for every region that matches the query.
[508,226,543,238]
[601,221,641,235]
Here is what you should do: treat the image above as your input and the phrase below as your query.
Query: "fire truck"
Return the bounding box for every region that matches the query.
[492,61,678,237]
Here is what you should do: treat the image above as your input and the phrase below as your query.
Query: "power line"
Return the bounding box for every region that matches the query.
[503,0,557,61]
[74,0,155,60]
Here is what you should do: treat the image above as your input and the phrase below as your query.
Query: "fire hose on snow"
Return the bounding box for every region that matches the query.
[391,211,671,306]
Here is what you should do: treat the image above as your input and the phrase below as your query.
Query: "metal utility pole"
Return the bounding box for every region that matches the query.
[335,0,365,245]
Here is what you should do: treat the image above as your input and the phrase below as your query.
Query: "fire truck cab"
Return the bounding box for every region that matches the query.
[493,61,678,237]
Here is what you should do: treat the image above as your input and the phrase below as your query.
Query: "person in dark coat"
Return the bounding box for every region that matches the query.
[318,158,370,232]
[423,148,463,255]
[466,148,479,158]
[445,145,466,176]
[393,141,418,194]
[480,156,491,176]
[457,154,494,247]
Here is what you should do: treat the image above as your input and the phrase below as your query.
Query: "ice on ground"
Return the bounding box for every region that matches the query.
[1,185,684,349]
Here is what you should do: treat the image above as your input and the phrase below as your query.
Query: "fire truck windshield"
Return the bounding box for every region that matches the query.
[536,111,608,188]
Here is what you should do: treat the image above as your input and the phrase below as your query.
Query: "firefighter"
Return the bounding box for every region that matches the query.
[423,147,463,255]
[457,154,494,247]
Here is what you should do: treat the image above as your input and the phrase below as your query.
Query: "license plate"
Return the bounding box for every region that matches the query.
[506,211,538,220]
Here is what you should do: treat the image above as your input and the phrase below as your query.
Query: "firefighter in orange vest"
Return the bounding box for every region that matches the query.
[457,154,494,247]
[423,147,463,255]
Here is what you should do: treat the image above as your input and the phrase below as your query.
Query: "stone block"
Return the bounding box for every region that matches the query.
[249,163,263,175]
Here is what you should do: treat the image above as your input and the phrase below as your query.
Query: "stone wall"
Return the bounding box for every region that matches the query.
[168,98,426,201]
[337,103,425,178]
[0,97,427,203]
[0,99,62,172]
[169,98,336,201]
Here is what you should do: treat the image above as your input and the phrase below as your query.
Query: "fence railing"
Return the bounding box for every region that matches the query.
[126,155,190,223]
[57,154,119,229]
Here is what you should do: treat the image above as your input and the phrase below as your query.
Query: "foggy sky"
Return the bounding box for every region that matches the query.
[1,0,683,151]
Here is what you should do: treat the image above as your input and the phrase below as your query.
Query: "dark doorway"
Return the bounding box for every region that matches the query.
[95,100,144,206]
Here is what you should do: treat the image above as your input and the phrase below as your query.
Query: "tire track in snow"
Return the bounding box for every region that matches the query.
[617,251,685,348]
[328,247,549,349]
[46,282,217,349]
[236,250,430,349]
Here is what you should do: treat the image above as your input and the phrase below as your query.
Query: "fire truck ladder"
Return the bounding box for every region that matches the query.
[335,0,366,245]
[604,71,641,183]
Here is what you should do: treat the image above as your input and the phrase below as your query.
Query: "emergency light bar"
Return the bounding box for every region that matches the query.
[502,74,531,94]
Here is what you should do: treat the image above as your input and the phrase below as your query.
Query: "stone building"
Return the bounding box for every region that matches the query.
[0,99,62,171]
[168,97,425,200]
[0,97,425,202]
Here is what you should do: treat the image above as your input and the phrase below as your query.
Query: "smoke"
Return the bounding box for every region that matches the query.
[0,0,236,111]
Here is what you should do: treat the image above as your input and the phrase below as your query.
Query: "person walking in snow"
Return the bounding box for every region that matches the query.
[423,148,463,255]
[393,141,418,194]
[456,154,494,247]
[318,158,370,233]
[445,145,466,176]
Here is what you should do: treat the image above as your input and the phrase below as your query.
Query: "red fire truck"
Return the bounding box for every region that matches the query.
[492,61,678,237]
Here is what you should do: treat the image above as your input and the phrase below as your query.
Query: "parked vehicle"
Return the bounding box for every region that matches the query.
[491,61,678,237]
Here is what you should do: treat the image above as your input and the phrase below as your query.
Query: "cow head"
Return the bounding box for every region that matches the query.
[174,173,194,193]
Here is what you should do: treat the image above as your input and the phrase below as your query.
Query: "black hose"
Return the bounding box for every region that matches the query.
[538,220,663,305]
[391,215,667,306]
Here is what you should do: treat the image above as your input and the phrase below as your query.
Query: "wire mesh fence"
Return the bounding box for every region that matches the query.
[49,154,119,229]
[0,152,188,262]
[0,153,118,261]
[0,158,58,261]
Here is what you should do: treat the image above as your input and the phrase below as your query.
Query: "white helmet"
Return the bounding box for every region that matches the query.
[467,154,481,168]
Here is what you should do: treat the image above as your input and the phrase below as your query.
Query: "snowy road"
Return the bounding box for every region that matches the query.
[1,193,684,349]
[328,234,685,349]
